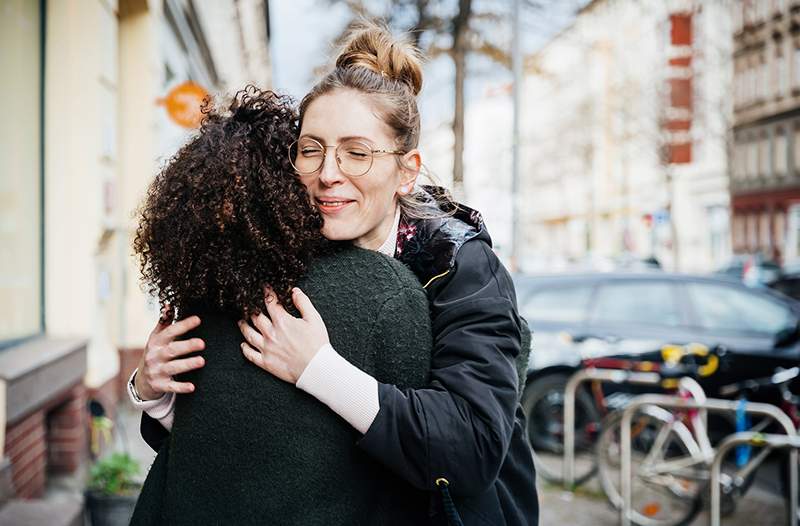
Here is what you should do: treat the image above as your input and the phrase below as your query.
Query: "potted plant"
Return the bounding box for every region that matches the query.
[84,452,141,526]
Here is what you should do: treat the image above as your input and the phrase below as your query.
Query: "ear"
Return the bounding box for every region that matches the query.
[397,149,421,195]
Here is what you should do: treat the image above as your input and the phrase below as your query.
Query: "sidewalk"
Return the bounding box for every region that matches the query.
[538,475,788,525]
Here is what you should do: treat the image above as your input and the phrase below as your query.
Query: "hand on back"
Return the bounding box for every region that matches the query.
[134,305,206,400]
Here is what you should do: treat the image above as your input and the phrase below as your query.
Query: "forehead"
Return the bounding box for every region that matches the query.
[301,89,393,143]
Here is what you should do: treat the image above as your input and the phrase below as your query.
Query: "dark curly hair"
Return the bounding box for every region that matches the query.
[133,86,324,317]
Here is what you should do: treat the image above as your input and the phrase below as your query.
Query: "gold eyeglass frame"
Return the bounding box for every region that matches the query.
[288,137,406,178]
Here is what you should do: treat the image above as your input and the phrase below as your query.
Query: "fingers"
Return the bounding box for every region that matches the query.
[264,292,289,324]
[158,303,175,326]
[164,380,195,394]
[241,342,265,368]
[165,338,205,359]
[161,315,202,341]
[291,288,320,321]
[239,320,266,350]
[149,303,174,340]
[162,356,205,377]
[250,313,275,340]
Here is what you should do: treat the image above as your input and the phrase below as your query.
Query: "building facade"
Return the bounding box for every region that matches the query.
[0,0,270,511]
[731,0,800,264]
[520,0,732,273]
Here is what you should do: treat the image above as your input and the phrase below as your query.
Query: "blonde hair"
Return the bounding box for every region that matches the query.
[299,21,449,219]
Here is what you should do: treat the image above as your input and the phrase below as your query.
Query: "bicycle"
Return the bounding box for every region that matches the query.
[718,366,800,524]
[595,359,799,526]
[525,342,718,487]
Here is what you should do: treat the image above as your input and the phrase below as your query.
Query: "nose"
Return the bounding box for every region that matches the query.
[318,148,347,187]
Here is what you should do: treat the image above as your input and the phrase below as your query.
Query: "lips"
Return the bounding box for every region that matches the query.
[315,197,355,214]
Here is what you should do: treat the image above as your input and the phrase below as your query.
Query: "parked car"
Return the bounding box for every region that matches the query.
[514,271,800,469]
[768,262,800,301]
[715,253,782,288]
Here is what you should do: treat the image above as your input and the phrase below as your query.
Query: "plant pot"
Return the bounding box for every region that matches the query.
[85,489,140,526]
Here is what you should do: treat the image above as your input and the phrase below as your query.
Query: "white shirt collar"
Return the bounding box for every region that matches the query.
[376,206,401,257]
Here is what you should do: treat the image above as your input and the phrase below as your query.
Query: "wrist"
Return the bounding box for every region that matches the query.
[296,341,329,383]
[133,370,159,401]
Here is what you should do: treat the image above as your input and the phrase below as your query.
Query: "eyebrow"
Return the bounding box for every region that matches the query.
[300,134,375,145]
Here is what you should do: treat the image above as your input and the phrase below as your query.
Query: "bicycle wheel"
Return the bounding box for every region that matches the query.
[522,372,601,486]
[596,407,704,526]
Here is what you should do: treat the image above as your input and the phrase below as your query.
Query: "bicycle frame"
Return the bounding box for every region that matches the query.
[619,395,798,526]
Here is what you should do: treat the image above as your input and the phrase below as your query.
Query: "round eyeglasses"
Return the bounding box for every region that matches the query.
[288,137,405,178]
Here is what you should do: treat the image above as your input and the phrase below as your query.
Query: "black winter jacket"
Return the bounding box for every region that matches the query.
[139,188,538,525]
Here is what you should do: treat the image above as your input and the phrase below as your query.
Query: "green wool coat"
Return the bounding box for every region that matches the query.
[130,246,434,526]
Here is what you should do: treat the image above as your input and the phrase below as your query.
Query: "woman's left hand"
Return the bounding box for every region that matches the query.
[239,287,330,384]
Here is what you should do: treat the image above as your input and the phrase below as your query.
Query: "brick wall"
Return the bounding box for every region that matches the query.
[3,384,88,499]
[4,411,47,499]
[46,385,87,474]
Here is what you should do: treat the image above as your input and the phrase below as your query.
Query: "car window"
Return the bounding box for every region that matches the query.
[591,281,681,326]
[687,282,794,334]
[520,284,593,323]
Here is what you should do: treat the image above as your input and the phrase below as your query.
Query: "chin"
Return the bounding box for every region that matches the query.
[321,223,358,242]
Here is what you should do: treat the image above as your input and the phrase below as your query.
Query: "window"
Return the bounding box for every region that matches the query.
[793,45,800,88]
[759,135,770,176]
[748,139,758,177]
[785,204,800,262]
[776,42,788,97]
[0,0,43,343]
[776,128,788,175]
[794,126,800,170]
[735,143,746,179]
[521,284,593,323]
[760,211,773,250]
[591,282,681,327]
[687,283,794,334]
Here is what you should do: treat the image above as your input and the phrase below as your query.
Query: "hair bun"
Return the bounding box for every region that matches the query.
[335,22,423,96]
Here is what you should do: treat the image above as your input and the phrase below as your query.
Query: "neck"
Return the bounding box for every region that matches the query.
[355,206,400,255]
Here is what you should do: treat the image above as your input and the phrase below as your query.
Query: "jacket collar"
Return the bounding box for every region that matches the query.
[396,186,489,288]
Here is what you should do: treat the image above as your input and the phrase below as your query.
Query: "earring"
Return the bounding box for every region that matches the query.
[400,185,409,194]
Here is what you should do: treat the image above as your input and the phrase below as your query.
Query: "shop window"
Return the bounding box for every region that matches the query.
[0,0,43,344]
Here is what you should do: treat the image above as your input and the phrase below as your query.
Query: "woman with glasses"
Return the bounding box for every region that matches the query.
[131,22,538,525]
[129,87,434,525]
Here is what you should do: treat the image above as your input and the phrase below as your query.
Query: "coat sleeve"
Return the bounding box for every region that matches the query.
[357,239,522,497]
[141,412,171,452]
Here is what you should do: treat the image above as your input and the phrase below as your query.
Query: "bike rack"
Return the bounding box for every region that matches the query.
[710,432,800,526]
[619,395,798,526]
[562,368,661,488]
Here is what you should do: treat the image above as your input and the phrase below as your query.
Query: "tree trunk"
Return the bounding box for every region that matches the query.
[452,0,471,200]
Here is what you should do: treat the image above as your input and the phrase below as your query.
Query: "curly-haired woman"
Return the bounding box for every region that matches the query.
[128,88,435,525]
[131,23,538,526]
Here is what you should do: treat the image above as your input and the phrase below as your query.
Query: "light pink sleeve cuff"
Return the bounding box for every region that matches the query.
[295,344,380,434]
[127,369,175,431]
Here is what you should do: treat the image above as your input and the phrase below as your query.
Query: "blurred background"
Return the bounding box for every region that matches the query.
[1,0,799,525]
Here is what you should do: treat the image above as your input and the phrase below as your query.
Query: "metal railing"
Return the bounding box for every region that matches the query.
[562,367,661,488]
[709,432,800,526]
[619,395,798,526]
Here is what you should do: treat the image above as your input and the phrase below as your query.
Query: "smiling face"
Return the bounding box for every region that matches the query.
[296,89,419,250]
